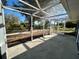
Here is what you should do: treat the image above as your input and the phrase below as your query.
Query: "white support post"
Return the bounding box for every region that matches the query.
[54,21,56,33]
[49,19,51,35]
[43,19,45,37]
[57,21,59,33]
[31,15,33,41]
[52,21,54,33]
[64,20,66,31]
[53,21,55,33]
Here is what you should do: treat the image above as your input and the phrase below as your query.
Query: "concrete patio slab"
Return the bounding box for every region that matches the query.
[7,33,79,59]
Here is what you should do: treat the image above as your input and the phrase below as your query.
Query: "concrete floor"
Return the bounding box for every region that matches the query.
[7,33,79,59]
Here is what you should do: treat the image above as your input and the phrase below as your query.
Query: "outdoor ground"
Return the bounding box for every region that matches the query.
[7,33,79,59]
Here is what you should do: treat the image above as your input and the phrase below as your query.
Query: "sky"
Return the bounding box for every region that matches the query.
[4,0,26,22]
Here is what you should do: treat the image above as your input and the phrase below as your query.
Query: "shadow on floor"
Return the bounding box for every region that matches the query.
[12,34,79,59]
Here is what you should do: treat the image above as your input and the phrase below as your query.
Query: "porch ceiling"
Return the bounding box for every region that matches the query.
[61,0,79,22]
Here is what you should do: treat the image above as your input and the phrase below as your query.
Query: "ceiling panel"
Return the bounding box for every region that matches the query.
[61,0,79,22]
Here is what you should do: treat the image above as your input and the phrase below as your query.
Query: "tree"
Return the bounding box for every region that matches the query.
[5,14,20,33]
[66,21,76,28]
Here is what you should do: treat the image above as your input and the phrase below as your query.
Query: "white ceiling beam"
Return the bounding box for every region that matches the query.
[33,0,42,15]
[43,13,67,18]
[3,6,31,15]
[42,11,49,15]
[35,0,49,15]
[42,2,61,15]
[32,9,49,16]
[19,0,40,10]
[33,11,39,15]
[33,2,61,15]
[35,0,41,9]
[6,6,37,11]
[19,0,60,17]
[33,14,42,18]
[3,6,41,18]
[42,4,53,10]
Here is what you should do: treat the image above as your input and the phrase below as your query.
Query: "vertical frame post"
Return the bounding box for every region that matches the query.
[53,21,55,33]
[49,19,51,35]
[52,20,54,33]
[43,19,45,37]
[31,15,33,41]
[64,20,66,31]
[57,21,59,33]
